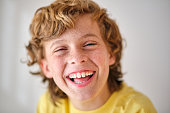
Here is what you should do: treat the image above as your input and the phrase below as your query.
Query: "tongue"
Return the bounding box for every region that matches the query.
[74,76,90,83]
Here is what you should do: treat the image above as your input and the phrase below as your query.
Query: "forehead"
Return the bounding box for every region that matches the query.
[55,14,101,41]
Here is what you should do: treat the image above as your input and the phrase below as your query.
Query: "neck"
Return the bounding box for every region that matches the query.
[69,84,112,111]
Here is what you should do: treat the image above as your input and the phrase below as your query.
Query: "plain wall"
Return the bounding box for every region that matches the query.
[0,0,170,113]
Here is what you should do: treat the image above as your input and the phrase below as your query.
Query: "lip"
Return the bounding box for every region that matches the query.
[66,70,96,87]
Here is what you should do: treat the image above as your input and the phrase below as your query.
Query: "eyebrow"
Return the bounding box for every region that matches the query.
[82,33,98,39]
[50,33,99,49]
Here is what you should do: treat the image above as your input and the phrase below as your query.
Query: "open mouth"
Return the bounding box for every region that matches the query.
[67,71,95,84]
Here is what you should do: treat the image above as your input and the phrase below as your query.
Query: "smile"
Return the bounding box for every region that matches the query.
[67,70,95,84]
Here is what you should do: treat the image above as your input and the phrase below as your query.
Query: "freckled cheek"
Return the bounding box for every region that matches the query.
[48,57,65,76]
[90,50,109,64]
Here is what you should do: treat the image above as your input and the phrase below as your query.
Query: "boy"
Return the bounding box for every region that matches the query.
[26,0,157,112]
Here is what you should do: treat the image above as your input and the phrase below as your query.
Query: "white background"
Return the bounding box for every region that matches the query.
[0,0,170,113]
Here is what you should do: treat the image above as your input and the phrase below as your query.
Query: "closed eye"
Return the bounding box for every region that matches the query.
[54,47,67,52]
[83,42,97,47]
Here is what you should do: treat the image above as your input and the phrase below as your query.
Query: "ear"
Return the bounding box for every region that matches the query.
[109,55,116,66]
[40,59,53,78]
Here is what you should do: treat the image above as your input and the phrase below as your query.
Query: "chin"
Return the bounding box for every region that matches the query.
[72,90,97,102]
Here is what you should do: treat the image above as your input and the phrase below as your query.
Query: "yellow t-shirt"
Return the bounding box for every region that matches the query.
[37,83,157,113]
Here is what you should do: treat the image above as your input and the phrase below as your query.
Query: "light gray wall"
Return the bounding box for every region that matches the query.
[0,0,169,113]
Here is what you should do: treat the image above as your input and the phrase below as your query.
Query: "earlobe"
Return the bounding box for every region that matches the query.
[40,59,53,78]
[109,55,116,66]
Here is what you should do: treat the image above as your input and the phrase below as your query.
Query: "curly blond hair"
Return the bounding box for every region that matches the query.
[26,0,123,105]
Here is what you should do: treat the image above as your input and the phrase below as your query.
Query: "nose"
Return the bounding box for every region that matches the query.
[68,49,88,65]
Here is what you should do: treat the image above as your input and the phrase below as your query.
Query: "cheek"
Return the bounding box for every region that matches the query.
[48,57,67,88]
[90,50,110,68]
[48,57,65,75]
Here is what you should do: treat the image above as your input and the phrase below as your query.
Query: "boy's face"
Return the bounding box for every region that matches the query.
[41,14,115,101]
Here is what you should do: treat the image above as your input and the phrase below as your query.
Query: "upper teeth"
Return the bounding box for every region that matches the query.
[69,71,93,79]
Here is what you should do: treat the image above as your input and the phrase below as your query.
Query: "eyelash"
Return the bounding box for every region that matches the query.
[83,42,97,47]
[54,48,67,52]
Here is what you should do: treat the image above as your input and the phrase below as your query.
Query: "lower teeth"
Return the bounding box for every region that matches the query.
[75,80,87,84]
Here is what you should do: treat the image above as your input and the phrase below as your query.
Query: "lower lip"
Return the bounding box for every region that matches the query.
[67,72,96,87]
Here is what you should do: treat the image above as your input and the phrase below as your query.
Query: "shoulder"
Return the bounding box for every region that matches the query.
[113,83,157,113]
[36,91,68,113]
